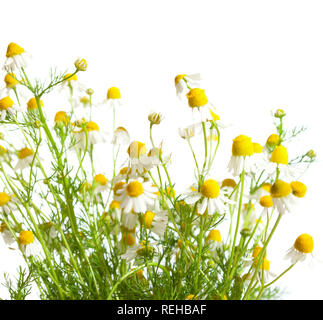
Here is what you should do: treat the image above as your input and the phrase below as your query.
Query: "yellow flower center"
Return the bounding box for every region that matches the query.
[80,96,90,104]
[142,210,155,228]
[6,43,25,58]
[244,203,255,211]
[94,174,108,186]
[232,135,254,157]
[122,233,135,246]
[113,181,126,195]
[290,181,307,198]
[0,96,14,110]
[186,88,208,108]
[253,143,263,154]
[260,195,273,208]
[266,134,280,148]
[54,111,69,124]
[252,246,266,259]
[270,180,291,198]
[109,200,120,210]
[27,97,43,110]
[127,141,147,158]
[126,181,144,197]
[200,179,220,198]
[0,192,10,206]
[18,147,34,159]
[221,179,237,189]
[64,73,78,81]
[107,87,121,99]
[85,121,99,131]
[270,145,288,165]
[206,229,221,242]
[253,258,270,271]
[186,294,198,300]
[4,73,18,88]
[119,167,132,175]
[294,234,314,253]
[18,230,34,245]
[261,183,271,193]
[174,74,187,86]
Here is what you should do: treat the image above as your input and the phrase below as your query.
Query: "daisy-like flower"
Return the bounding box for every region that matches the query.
[186,88,212,122]
[3,43,31,71]
[0,73,25,98]
[127,141,157,175]
[178,123,201,140]
[174,74,201,98]
[0,96,19,120]
[220,178,237,196]
[265,134,281,151]
[228,135,255,176]
[26,97,43,112]
[0,222,15,246]
[121,240,154,263]
[54,111,70,128]
[244,246,275,283]
[109,200,121,222]
[141,209,168,237]
[111,127,130,146]
[104,87,122,109]
[17,230,43,258]
[269,180,296,215]
[115,178,157,213]
[73,120,106,150]
[259,195,273,218]
[114,166,137,183]
[285,233,314,264]
[14,147,35,171]
[93,174,109,193]
[206,229,222,254]
[0,192,19,214]
[60,73,85,94]
[251,142,267,171]
[184,179,233,215]
[266,145,300,179]
[250,182,271,201]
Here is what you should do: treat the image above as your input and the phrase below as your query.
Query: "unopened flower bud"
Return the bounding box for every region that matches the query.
[306,149,316,159]
[86,88,94,96]
[74,58,87,71]
[148,112,163,125]
[274,109,286,118]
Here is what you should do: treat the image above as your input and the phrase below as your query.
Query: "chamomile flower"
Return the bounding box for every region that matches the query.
[14,147,35,171]
[206,229,222,254]
[0,222,15,246]
[127,141,157,175]
[109,200,121,221]
[258,195,274,218]
[17,230,43,258]
[54,111,70,127]
[0,96,20,120]
[228,135,255,176]
[121,211,138,230]
[148,111,164,125]
[0,73,26,98]
[184,179,233,215]
[174,74,201,98]
[266,145,299,179]
[73,120,106,150]
[220,178,237,196]
[285,234,314,264]
[178,123,201,140]
[114,178,157,213]
[0,192,19,214]
[141,209,168,237]
[111,127,130,145]
[93,174,109,193]
[269,180,296,215]
[3,43,31,71]
[186,88,213,122]
[114,166,137,183]
[104,87,122,109]
[26,97,43,112]
[60,73,85,95]
[121,240,154,263]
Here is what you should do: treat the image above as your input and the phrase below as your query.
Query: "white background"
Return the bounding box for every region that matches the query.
[0,0,322,299]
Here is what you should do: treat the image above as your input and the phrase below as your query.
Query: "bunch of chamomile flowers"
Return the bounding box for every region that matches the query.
[0,43,317,300]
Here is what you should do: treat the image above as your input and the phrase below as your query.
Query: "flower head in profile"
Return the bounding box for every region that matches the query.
[174,74,201,98]
[72,120,106,151]
[0,192,19,214]
[0,96,19,120]
[3,42,31,71]
[14,147,35,171]
[74,58,87,71]
[228,135,256,176]
[18,230,43,258]
[111,127,130,146]
[141,209,168,237]
[285,234,314,264]
[104,86,122,109]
